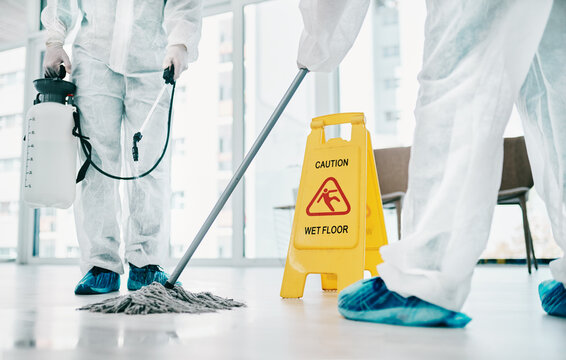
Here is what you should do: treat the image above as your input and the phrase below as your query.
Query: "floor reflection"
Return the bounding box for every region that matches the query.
[12,311,37,349]
[77,325,180,349]
[9,310,180,351]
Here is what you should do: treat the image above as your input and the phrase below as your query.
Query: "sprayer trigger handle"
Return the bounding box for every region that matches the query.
[163,65,175,85]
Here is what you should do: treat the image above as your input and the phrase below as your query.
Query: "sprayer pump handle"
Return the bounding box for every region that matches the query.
[44,64,67,80]
[163,65,175,85]
[58,65,67,79]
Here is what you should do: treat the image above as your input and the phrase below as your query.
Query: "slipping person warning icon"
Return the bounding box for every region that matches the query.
[306,177,351,216]
[318,188,340,211]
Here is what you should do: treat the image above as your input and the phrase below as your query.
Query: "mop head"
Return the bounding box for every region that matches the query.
[78,282,245,315]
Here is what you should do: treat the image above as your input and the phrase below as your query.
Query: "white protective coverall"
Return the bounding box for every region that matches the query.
[41,0,202,275]
[298,0,566,312]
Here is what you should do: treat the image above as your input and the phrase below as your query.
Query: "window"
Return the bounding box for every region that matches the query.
[175,85,188,100]
[218,123,232,171]
[0,47,25,260]
[385,111,400,122]
[0,71,24,87]
[377,0,399,7]
[382,45,400,58]
[243,0,315,258]
[384,78,400,89]
[0,200,19,216]
[171,191,185,210]
[218,124,231,152]
[219,17,233,64]
[0,202,10,215]
[40,0,48,30]
[0,114,22,130]
[172,138,186,156]
[169,12,234,259]
[219,71,232,101]
[381,10,399,26]
[0,158,20,172]
[36,207,77,258]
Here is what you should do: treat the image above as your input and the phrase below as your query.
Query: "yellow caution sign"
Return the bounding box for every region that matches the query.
[280,113,388,298]
[364,132,388,276]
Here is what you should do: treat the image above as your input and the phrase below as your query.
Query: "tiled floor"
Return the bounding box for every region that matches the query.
[0,263,564,359]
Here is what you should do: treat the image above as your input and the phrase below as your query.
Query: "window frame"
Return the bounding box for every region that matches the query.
[0,3,36,262]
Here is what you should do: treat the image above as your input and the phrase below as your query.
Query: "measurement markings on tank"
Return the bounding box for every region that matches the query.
[24,117,36,189]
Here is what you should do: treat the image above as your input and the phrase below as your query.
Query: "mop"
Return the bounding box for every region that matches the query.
[78,282,244,315]
[79,68,309,314]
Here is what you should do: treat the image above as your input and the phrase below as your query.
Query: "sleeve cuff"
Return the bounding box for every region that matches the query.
[167,22,201,63]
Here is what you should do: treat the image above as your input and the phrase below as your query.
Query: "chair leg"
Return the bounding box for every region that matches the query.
[519,195,535,274]
[529,228,538,270]
[524,207,538,270]
[395,199,402,240]
[522,196,538,270]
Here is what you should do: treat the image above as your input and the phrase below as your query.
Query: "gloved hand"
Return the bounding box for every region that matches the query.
[162,44,189,81]
[43,43,71,78]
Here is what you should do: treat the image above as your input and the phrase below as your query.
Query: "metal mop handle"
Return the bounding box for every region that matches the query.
[165,68,309,288]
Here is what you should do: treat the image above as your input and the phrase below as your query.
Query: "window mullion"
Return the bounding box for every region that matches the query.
[231,0,246,261]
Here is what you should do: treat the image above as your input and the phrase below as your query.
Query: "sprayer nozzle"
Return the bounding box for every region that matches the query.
[132,132,143,162]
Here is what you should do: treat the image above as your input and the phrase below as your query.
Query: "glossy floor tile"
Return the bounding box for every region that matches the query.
[0,263,564,359]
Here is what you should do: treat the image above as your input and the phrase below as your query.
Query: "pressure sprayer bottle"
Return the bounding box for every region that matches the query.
[23,68,77,209]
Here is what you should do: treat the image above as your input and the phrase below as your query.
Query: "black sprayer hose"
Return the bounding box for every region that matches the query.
[74,81,175,181]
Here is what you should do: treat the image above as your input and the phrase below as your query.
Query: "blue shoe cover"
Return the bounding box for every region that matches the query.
[127,264,181,291]
[338,277,471,328]
[539,280,566,318]
[75,267,120,295]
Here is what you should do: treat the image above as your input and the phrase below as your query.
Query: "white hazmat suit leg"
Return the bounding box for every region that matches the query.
[123,74,172,270]
[73,53,125,275]
[376,0,554,312]
[73,51,172,275]
[516,0,566,287]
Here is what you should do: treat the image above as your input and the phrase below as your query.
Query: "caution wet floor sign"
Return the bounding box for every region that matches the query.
[281,113,388,298]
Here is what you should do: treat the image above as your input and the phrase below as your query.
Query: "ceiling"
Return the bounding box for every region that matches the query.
[0,0,27,47]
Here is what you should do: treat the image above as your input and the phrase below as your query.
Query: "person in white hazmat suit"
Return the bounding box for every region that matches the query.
[41,0,202,295]
[297,0,566,326]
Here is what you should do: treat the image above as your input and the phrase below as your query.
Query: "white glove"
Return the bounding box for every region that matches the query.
[43,43,72,78]
[162,44,189,81]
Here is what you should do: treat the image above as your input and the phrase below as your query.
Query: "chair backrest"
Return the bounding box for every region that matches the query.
[373,137,532,195]
[500,136,534,191]
[373,146,411,195]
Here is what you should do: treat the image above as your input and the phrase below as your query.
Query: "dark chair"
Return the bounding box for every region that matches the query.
[498,136,537,273]
[373,146,411,240]
[373,137,537,273]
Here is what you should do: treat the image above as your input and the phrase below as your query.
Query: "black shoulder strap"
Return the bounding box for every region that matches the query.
[72,108,92,183]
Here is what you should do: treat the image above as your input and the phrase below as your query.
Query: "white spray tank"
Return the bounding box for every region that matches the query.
[23,70,77,209]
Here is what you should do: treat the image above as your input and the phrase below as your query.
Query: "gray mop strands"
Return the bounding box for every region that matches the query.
[78,282,245,315]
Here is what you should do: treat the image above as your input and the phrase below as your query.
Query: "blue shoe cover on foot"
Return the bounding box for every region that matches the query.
[338,277,471,328]
[127,264,181,291]
[75,267,120,295]
[539,280,566,318]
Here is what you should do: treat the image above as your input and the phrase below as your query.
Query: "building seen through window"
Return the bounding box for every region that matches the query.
[169,12,235,259]
[0,47,25,260]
